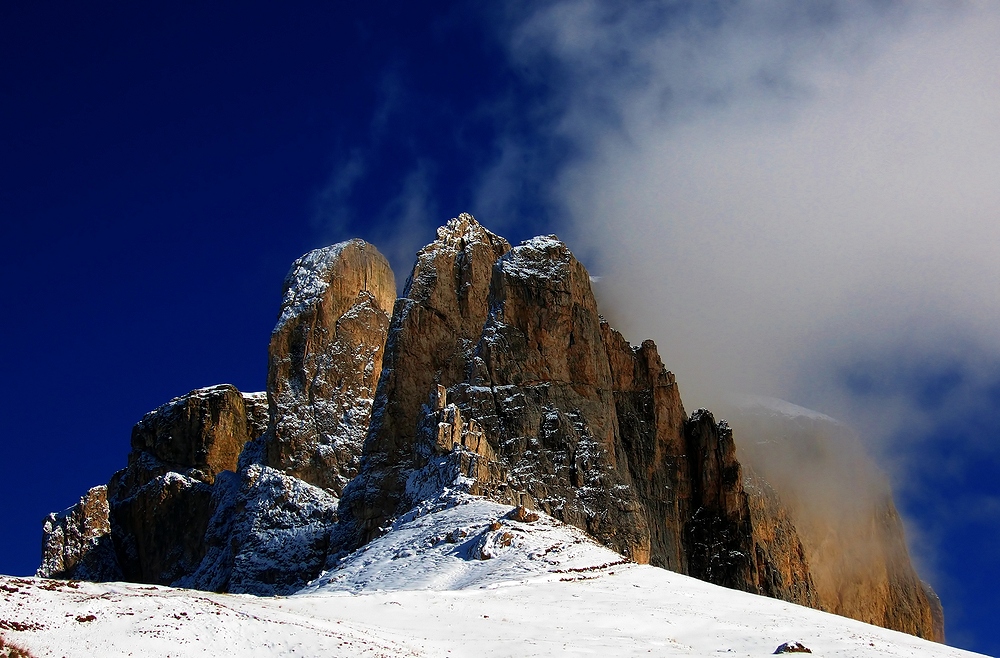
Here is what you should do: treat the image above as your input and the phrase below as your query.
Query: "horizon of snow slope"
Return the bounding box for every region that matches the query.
[0,495,987,657]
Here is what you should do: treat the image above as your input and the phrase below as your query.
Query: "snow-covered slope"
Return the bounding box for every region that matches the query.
[309,493,627,592]
[1,497,985,657]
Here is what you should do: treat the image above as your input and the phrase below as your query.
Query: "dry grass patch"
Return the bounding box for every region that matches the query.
[0,633,36,658]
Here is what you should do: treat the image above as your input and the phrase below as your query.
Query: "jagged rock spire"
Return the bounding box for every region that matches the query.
[263,238,395,495]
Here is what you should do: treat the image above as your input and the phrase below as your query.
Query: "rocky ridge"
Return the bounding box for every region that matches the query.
[38,214,942,642]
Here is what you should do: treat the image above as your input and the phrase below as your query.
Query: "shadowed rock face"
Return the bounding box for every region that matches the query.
[263,239,395,496]
[177,464,339,595]
[604,328,690,571]
[106,385,268,585]
[38,385,268,585]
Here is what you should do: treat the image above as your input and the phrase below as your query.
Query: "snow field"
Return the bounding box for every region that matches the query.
[1,497,986,657]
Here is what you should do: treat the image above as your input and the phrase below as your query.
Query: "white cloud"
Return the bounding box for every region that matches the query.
[491,2,1000,616]
[501,1,1000,411]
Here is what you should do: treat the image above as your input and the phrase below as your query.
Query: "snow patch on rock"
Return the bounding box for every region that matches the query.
[274,240,353,332]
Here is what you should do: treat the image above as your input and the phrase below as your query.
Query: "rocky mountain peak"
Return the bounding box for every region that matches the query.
[37,215,944,643]
[264,238,395,495]
[403,212,511,333]
[494,235,577,286]
[275,238,395,332]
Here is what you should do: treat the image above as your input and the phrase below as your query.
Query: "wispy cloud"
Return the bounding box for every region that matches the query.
[311,148,367,237]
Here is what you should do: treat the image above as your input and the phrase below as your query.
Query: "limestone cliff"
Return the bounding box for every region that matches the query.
[335,219,812,609]
[263,239,395,495]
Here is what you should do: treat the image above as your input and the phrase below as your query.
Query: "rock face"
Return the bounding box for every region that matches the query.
[39,216,942,642]
[336,217,812,606]
[39,241,392,593]
[336,215,511,541]
[38,385,268,584]
[106,385,269,585]
[118,384,263,491]
[744,469,817,607]
[263,240,396,495]
[37,486,119,581]
[719,398,944,642]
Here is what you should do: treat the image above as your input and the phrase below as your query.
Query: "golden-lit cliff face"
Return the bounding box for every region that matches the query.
[724,401,945,642]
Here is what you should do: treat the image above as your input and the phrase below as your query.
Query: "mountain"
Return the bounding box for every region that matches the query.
[34,214,943,644]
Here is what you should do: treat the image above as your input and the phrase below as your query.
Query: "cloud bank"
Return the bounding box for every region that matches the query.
[494,0,1000,443]
[489,2,1000,645]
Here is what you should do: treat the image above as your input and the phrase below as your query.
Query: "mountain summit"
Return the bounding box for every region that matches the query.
[38,213,943,642]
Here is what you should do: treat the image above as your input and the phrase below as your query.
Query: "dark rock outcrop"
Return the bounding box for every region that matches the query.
[682,410,757,592]
[37,486,119,581]
[603,327,690,571]
[39,385,268,584]
[105,385,267,585]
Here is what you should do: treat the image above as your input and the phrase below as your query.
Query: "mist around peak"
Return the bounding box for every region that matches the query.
[475,3,1000,649]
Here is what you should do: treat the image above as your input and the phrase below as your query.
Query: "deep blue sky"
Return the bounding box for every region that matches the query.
[2,2,996,655]
[1,0,547,561]
[1,0,540,578]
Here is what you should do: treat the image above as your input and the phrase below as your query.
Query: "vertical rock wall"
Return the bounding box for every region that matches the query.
[337,215,511,543]
[337,216,814,604]
[263,239,395,495]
